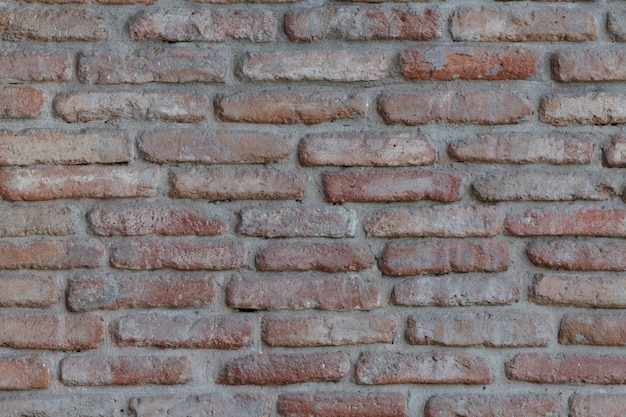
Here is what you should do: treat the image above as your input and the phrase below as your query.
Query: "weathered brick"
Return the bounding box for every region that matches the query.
[130,394,271,417]
[218,352,350,385]
[559,312,626,346]
[0,275,59,307]
[380,239,510,276]
[0,87,45,119]
[262,312,396,346]
[241,51,389,81]
[604,136,626,167]
[217,90,370,124]
[450,133,594,164]
[365,205,502,237]
[25,0,156,3]
[0,205,79,237]
[451,7,597,41]
[400,47,538,81]
[379,91,533,125]
[323,170,463,203]
[277,392,408,417]
[528,239,626,271]
[530,274,626,308]
[540,92,626,126]
[608,11,626,41]
[0,166,159,201]
[170,167,306,200]
[110,239,246,271]
[0,354,52,390]
[285,6,441,41]
[0,396,122,417]
[226,274,381,311]
[0,51,71,82]
[569,394,626,417]
[239,206,355,238]
[506,206,626,236]
[54,91,209,123]
[61,355,193,386]
[256,242,374,272]
[553,50,626,82]
[356,352,492,385]
[68,273,215,311]
[0,239,104,269]
[299,132,436,167]
[425,394,563,417]
[128,8,276,42]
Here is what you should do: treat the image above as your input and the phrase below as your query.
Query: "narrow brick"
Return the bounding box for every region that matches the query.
[256,242,374,272]
[131,394,271,417]
[528,239,626,271]
[531,274,626,308]
[226,274,381,311]
[0,51,71,82]
[323,170,463,203]
[380,239,510,276]
[425,394,563,417]
[25,0,156,3]
[277,392,408,417]
[553,50,626,82]
[217,90,370,124]
[0,396,122,417]
[0,239,104,269]
[506,206,626,236]
[299,132,436,167]
[171,167,306,200]
[0,87,45,119]
[0,205,79,237]
[356,352,492,385]
[218,352,350,385]
[570,394,626,417]
[604,136,626,167]
[559,312,626,346]
[541,92,626,126]
[0,355,52,390]
[0,166,159,201]
[0,275,59,307]
[609,11,626,41]
[379,91,533,125]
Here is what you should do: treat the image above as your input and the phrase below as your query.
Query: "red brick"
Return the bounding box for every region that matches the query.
[0,239,104,269]
[241,51,389,81]
[450,133,594,164]
[609,11,626,41]
[25,0,156,3]
[128,8,276,42]
[0,166,159,201]
[604,136,626,167]
[0,205,79,237]
[506,206,626,236]
[61,355,193,386]
[299,132,436,167]
[256,242,374,272]
[540,92,626,126]
[553,50,626,82]
[130,394,271,417]
[277,392,408,417]
[68,273,215,311]
[218,352,350,385]
[400,47,538,81]
[559,312,626,346]
[407,311,552,347]
[425,394,563,417]
[569,394,626,417]
[451,7,597,41]
[0,51,71,82]
[285,6,441,41]
[217,90,370,124]
[170,167,306,200]
[0,87,45,119]
[528,239,626,271]
[110,239,246,271]
[0,274,59,307]
[226,274,381,311]
[380,239,510,276]
[0,354,52,390]
[323,170,463,203]
[262,312,396,346]
[54,91,209,123]
[88,205,226,236]
[379,91,532,125]
[365,205,502,238]
[0,396,121,417]
[356,352,492,385]
[392,275,521,307]
[530,274,626,308]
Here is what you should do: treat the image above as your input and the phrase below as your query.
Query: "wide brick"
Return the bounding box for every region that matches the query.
[218,352,350,385]
[217,90,370,124]
[299,132,436,167]
[425,394,563,417]
[285,6,441,41]
[68,273,215,311]
[506,206,626,236]
[609,11,626,41]
[0,129,132,166]
[365,205,502,238]
[400,47,538,81]
[569,394,626,417]
[0,7,108,41]
[473,171,616,202]
[0,166,159,201]
[604,136,626,167]
[131,394,271,417]
[553,50,626,82]
[241,51,388,81]
[128,8,276,42]
[110,239,246,270]
[0,239,104,269]
[277,392,408,417]
[0,51,71,83]
[450,7,597,41]
[0,205,79,237]
[559,312,626,346]
[140,129,291,164]
[528,239,626,271]
[406,311,552,347]
[0,354,52,390]
[54,91,209,123]
[170,167,306,200]
[0,87,45,119]
[0,275,59,307]
[226,274,381,310]
[256,242,374,273]
[61,355,193,386]
[392,275,521,307]
[540,92,626,126]
[113,314,251,349]
[450,133,594,164]
[323,170,463,203]
[506,353,626,384]
[78,49,227,84]
[380,239,510,276]
[356,352,492,385]
[0,396,122,417]
[262,313,396,346]
[531,274,626,308]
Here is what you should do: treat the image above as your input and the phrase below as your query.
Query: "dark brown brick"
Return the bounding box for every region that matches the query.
[528,239,626,271]
[130,394,271,417]
[256,242,374,272]
[277,392,408,417]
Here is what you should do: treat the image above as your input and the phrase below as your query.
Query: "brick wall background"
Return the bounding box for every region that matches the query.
[0,0,625,416]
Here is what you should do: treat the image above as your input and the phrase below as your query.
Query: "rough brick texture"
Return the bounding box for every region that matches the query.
[527,239,626,271]
[130,394,271,417]
[530,274,626,308]
[255,242,374,272]
[425,394,563,417]
[0,354,52,390]
[569,394,626,417]
[277,393,408,417]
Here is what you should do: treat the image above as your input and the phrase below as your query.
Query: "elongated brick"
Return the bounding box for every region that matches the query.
[530,274,626,308]
[553,50,626,82]
[506,206,626,236]
[0,87,45,119]
[277,392,408,417]
[0,205,79,237]
[559,312,626,345]
[130,394,271,417]
[528,239,626,271]
[0,354,52,390]
[425,394,563,417]
[0,239,104,269]
[256,242,374,272]
[0,396,122,417]
[569,394,626,417]
[541,92,626,126]
[0,275,60,307]
[0,51,71,82]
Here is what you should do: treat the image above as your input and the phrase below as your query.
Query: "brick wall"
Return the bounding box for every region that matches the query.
[0,0,624,416]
